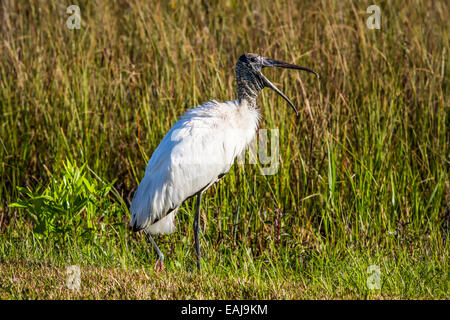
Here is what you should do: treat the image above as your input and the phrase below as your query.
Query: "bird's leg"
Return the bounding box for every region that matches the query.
[145,231,164,272]
[193,192,202,271]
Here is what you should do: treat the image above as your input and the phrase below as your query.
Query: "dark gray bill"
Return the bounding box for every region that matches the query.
[261,57,318,116]
[260,74,300,115]
[262,58,319,78]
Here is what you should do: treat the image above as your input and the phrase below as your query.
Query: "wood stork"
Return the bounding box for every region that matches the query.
[130,53,318,271]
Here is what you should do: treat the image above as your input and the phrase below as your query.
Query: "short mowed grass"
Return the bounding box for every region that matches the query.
[0,0,448,299]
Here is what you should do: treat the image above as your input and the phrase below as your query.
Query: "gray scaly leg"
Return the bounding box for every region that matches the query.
[193,192,202,271]
[145,231,164,272]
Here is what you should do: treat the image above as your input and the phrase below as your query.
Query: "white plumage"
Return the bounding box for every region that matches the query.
[130,99,260,234]
[130,53,317,272]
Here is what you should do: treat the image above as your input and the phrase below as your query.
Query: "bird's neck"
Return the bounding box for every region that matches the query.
[238,96,257,109]
[236,79,263,110]
[235,61,265,109]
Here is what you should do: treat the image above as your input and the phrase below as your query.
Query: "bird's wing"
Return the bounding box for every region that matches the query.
[130,100,256,231]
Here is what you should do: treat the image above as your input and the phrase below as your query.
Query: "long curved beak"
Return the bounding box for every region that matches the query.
[261,57,319,116]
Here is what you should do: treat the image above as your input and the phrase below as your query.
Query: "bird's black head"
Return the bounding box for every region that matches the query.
[235,53,266,98]
[235,53,319,115]
[238,53,264,71]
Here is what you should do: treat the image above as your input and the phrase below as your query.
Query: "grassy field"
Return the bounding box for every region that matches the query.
[0,0,448,299]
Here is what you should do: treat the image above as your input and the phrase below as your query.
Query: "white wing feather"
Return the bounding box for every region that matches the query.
[130,99,259,234]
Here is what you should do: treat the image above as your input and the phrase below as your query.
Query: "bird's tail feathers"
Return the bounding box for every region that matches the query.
[146,210,177,235]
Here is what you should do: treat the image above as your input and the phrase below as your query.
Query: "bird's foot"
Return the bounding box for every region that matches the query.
[153,259,164,273]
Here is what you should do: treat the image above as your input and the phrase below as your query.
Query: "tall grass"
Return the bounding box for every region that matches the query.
[0,0,448,298]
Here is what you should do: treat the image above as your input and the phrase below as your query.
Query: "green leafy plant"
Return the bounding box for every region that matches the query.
[10,160,124,244]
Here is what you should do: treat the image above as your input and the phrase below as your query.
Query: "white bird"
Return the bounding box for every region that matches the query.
[130,53,318,271]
